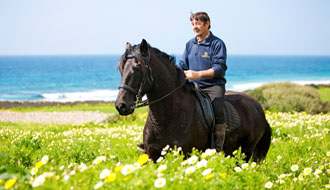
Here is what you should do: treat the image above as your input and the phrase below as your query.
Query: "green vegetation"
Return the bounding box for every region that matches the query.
[1,103,148,114]
[0,112,330,189]
[246,82,330,114]
[318,87,330,102]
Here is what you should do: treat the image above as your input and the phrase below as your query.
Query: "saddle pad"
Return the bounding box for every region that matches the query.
[224,101,240,132]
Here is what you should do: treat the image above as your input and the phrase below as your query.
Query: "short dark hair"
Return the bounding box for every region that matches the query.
[190,12,211,29]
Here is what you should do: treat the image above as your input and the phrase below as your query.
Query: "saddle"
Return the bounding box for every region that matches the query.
[193,82,240,136]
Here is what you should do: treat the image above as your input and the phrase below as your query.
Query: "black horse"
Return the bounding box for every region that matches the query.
[115,39,271,162]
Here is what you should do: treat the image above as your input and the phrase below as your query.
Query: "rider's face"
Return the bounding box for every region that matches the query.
[191,19,210,38]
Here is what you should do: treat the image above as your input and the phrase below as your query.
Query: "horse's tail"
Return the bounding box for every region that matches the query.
[253,122,272,162]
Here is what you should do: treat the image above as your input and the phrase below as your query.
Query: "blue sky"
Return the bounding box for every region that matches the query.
[1,0,330,55]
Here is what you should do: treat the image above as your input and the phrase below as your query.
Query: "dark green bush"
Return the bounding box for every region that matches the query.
[245,82,329,114]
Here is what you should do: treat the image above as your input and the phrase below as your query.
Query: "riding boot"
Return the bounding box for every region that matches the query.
[214,123,227,152]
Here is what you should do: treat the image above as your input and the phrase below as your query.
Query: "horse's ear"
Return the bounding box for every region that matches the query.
[140,39,148,57]
[126,42,132,50]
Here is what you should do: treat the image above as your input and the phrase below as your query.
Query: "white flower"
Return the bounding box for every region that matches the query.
[59,165,65,170]
[161,150,167,156]
[251,162,257,168]
[157,164,167,173]
[241,163,249,169]
[30,167,38,176]
[41,155,49,165]
[164,145,170,151]
[94,182,104,189]
[303,168,312,175]
[196,159,208,169]
[69,170,76,176]
[32,175,46,187]
[205,149,217,156]
[63,175,70,182]
[291,164,299,172]
[314,169,322,176]
[154,178,166,188]
[156,157,164,163]
[99,169,110,179]
[133,163,141,170]
[121,164,134,176]
[43,172,55,178]
[185,166,196,175]
[264,181,273,188]
[234,167,242,172]
[187,155,198,165]
[92,156,106,165]
[78,163,88,172]
[202,168,213,176]
[326,151,330,157]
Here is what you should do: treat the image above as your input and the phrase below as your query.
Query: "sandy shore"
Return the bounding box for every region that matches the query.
[0,110,115,125]
[0,100,116,124]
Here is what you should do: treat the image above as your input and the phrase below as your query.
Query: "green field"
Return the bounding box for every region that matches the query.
[1,105,330,189]
[319,87,330,102]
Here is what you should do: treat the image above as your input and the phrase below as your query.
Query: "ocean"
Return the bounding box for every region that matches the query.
[0,55,329,102]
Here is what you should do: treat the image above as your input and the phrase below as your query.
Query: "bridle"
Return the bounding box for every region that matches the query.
[118,52,186,108]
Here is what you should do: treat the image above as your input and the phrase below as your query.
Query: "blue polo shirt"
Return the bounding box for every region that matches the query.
[179,32,227,87]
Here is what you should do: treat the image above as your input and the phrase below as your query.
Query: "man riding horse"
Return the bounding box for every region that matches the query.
[179,12,227,152]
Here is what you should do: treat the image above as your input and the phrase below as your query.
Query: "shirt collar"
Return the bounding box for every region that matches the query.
[194,31,213,45]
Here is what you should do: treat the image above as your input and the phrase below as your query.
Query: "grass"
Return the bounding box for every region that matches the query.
[0,107,329,189]
[1,103,148,114]
[318,87,330,102]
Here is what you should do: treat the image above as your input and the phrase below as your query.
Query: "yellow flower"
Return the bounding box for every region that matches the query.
[0,179,3,184]
[55,175,60,181]
[36,161,43,168]
[105,172,117,183]
[114,165,123,172]
[4,177,17,189]
[204,173,213,180]
[137,154,149,165]
[232,150,238,155]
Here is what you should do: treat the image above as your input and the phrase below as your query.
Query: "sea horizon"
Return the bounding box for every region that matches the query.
[1,54,329,102]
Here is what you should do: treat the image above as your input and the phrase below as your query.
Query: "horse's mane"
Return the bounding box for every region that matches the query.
[117,43,186,84]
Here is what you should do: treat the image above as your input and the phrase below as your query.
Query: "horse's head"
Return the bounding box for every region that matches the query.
[115,39,154,115]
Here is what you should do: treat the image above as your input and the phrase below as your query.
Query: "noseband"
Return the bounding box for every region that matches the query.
[119,53,154,107]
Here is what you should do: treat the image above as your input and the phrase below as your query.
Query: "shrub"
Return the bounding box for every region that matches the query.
[245,82,329,114]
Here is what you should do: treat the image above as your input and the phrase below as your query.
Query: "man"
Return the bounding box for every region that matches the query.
[179,12,227,152]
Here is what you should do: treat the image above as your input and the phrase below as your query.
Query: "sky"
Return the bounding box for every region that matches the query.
[1,0,330,56]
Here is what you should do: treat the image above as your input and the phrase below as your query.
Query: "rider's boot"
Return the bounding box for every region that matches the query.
[214,123,227,152]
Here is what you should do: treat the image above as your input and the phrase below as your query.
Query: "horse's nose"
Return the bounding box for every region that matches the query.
[116,102,133,115]
[116,103,127,113]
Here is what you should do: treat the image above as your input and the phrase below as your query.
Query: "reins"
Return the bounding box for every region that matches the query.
[135,79,186,108]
